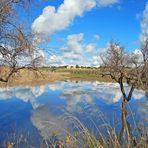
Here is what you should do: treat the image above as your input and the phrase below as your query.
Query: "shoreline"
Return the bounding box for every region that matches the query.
[0,77,115,88]
[0,69,115,88]
[0,69,147,91]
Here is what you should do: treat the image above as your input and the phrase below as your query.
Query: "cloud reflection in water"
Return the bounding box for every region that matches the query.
[0,81,147,141]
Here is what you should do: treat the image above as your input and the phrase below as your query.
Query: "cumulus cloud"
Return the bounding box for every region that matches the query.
[64,33,84,54]
[61,33,84,64]
[26,32,99,67]
[92,55,102,67]
[32,0,119,38]
[32,0,95,37]
[140,2,148,45]
[60,33,101,66]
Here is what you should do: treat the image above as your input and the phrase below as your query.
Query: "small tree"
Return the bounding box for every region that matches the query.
[100,41,147,108]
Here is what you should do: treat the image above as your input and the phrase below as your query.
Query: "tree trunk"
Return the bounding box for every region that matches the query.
[119,77,127,100]
[119,77,135,102]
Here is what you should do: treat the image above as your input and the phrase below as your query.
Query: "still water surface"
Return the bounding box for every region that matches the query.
[0,81,147,147]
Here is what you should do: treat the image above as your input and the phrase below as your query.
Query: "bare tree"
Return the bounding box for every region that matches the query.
[141,39,148,87]
[100,41,148,107]
[0,0,43,83]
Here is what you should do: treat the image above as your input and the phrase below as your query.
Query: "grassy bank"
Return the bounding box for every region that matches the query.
[0,67,147,90]
[0,67,114,87]
[0,68,69,87]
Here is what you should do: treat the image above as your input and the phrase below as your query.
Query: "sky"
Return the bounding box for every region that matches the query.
[20,0,148,67]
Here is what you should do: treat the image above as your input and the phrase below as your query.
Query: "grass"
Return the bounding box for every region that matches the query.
[45,115,148,148]
[50,100,148,147]
[0,68,69,87]
[35,110,147,148]
[56,67,114,82]
[4,128,148,148]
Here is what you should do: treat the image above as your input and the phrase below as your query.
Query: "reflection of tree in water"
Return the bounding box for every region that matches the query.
[119,101,136,147]
[119,92,148,147]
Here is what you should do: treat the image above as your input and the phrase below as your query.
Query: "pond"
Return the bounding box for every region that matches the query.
[0,81,147,147]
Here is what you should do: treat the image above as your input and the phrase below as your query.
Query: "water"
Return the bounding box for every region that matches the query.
[0,81,147,147]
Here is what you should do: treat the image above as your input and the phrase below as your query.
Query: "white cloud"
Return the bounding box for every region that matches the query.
[86,43,96,52]
[61,33,84,64]
[97,0,119,7]
[32,0,96,37]
[48,55,65,66]
[67,33,84,41]
[61,33,84,63]
[140,2,148,45]
[32,0,119,38]
[91,45,110,67]
[92,55,102,67]
[60,33,100,66]
[66,33,84,54]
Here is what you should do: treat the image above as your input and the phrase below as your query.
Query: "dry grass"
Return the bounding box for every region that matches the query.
[0,68,69,87]
[0,67,114,87]
[30,110,148,148]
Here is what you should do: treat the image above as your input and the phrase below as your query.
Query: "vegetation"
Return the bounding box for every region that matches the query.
[0,65,148,87]
[49,104,147,148]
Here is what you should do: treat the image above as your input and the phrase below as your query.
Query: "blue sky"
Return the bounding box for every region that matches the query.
[19,0,148,66]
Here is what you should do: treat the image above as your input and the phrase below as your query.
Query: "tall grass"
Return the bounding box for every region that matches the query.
[36,104,148,148]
